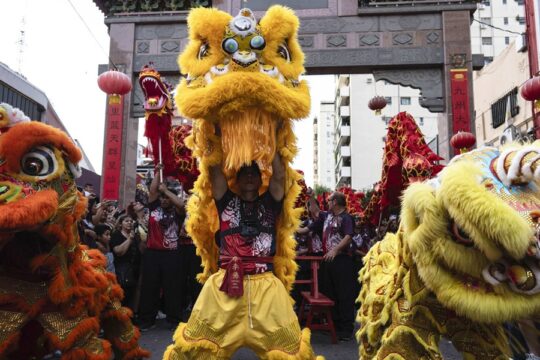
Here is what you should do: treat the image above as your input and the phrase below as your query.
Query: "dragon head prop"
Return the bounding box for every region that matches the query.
[139,63,173,117]
[402,143,540,322]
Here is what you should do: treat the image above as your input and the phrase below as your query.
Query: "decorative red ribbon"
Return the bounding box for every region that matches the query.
[219,256,274,297]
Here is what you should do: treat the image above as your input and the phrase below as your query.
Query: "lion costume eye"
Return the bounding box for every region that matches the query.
[198,43,210,60]
[250,35,265,50]
[277,43,291,61]
[222,38,239,54]
[450,220,474,247]
[21,146,58,178]
[67,162,82,179]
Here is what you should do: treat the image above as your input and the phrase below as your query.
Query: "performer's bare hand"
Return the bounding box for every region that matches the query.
[158,183,168,193]
[324,248,338,262]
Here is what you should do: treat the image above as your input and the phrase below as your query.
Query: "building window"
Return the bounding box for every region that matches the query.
[491,87,519,129]
[516,0,524,4]
[382,116,391,125]
[516,16,525,24]
[484,56,494,64]
[482,37,493,45]
[419,117,424,126]
[400,97,411,105]
[503,0,506,4]
[482,0,490,5]
[505,36,510,45]
[480,17,491,25]
[366,78,373,84]
[384,96,392,105]
[503,17,509,25]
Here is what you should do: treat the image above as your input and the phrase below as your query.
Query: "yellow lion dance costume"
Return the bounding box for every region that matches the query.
[164,6,322,360]
[0,104,149,359]
[358,143,540,359]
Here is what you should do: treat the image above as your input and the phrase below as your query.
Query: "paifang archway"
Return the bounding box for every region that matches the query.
[93,0,480,206]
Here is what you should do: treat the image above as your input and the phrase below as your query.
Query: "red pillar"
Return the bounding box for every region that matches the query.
[524,0,540,138]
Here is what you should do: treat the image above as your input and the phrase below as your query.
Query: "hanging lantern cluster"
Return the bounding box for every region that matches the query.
[368,95,387,115]
[521,75,540,112]
[98,70,132,103]
[450,131,476,154]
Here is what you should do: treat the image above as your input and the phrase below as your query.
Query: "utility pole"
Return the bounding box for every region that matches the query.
[16,17,26,74]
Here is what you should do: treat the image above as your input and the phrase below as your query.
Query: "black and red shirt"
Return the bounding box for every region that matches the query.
[216,190,282,274]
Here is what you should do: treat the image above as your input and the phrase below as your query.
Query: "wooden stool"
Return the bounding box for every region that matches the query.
[299,291,337,344]
[295,256,338,344]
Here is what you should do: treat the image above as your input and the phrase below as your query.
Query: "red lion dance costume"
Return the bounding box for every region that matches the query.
[0,103,148,359]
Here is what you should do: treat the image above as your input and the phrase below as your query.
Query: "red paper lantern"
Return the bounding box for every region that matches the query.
[368,96,387,115]
[521,76,540,111]
[450,131,476,154]
[97,70,132,95]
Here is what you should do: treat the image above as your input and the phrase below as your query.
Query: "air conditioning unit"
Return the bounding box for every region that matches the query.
[500,126,518,145]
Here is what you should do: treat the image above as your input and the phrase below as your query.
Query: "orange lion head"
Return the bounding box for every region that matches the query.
[0,114,83,240]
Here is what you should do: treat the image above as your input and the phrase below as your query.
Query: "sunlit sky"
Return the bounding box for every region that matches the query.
[0,0,335,187]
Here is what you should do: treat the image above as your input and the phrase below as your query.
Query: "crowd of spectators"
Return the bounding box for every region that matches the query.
[77,170,200,330]
[295,189,399,341]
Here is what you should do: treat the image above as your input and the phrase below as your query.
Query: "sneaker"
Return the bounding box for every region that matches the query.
[338,332,353,342]
[156,311,167,320]
[139,322,156,332]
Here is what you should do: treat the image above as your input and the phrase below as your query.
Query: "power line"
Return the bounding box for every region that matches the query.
[472,19,523,35]
[65,0,118,70]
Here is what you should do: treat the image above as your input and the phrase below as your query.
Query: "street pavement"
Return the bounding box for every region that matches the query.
[139,318,463,359]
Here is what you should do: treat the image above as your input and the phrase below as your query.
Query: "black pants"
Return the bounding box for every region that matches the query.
[179,244,202,311]
[320,254,356,335]
[139,249,182,325]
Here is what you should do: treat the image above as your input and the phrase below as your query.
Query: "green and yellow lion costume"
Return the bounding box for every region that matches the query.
[358,143,540,359]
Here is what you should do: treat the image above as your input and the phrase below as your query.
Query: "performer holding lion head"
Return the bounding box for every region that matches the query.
[163,6,323,360]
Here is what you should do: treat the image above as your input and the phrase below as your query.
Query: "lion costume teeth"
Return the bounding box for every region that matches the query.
[358,142,540,359]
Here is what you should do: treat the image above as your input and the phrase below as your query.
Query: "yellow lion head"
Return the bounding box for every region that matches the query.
[176,6,309,122]
[402,143,540,322]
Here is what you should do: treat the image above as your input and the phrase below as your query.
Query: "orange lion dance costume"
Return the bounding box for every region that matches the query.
[0,103,149,359]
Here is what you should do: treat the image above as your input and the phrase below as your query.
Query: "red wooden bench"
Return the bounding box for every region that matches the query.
[295,255,337,344]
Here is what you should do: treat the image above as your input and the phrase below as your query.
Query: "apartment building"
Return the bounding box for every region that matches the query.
[334,74,438,190]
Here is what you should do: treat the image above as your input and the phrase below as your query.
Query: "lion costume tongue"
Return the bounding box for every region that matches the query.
[175,6,310,290]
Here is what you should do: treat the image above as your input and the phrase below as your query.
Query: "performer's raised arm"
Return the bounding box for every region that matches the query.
[268,152,285,201]
[210,124,228,200]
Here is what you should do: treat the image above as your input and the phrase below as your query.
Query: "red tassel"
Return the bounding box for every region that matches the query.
[219,257,244,297]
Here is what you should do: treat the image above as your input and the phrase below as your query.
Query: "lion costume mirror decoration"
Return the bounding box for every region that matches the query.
[358,142,540,359]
